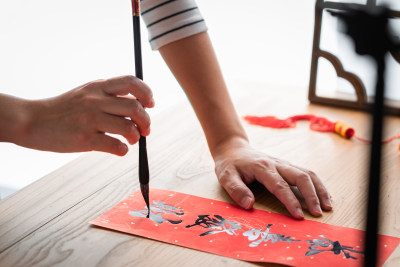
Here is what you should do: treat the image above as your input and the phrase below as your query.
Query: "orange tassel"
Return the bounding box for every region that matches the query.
[334,121,355,139]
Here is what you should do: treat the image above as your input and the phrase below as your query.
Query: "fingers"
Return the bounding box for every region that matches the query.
[97,76,155,108]
[277,167,322,217]
[254,166,305,220]
[217,168,255,210]
[100,97,151,136]
[277,164,332,216]
[96,114,141,145]
[90,134,129,156]
[294,166,332,211]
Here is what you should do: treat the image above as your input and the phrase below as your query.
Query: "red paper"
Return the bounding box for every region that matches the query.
[90,189,399,266]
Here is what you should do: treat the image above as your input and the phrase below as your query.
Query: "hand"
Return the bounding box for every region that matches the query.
[4,75,154,155]
[214,138,332,220]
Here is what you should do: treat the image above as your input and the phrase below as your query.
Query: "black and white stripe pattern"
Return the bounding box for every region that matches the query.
[141,0,207,50]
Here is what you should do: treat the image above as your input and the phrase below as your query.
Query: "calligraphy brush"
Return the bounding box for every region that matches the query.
[132,0,150,218]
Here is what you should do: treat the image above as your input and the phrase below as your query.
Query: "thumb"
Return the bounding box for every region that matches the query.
[217,169,255,209]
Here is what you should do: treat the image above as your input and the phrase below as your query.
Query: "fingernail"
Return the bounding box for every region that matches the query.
[296,208,304,218]
[325,199,333,209]
[315,205,323,216]
[121,143,128,154]
[240,196,252,209]
[149,98,155,107]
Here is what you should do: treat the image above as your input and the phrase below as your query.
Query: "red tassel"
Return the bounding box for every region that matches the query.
[243,116,297,128]
[243,114,400,151]
[243,114,354,139]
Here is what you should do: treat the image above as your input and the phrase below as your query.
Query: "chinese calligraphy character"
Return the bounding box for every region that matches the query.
[243,224,300,247]
[186,215,242,236]
[305,235,364,259]
[129,200,184,224]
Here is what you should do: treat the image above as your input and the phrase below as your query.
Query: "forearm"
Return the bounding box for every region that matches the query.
[159,32,248,158]
[0,93,30,145]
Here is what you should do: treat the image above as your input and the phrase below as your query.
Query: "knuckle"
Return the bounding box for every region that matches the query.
[305,169,317,178]
[217,168,232,185]
[129,101,141,115]
[85,80,105,92]
[255,159,273,171]
[125,122,140,139]
[123,75,137,87]
[270,180,290,195]
[124,122,135,135]
[227,183,244,196]
[297,172,311,183]
[75,131,91,144]
[77,112,94,126]
[309,196,320,206]
[126,75,137,83]
[77,93,101,108]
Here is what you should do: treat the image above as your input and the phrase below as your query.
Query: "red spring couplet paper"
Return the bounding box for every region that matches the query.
[90,189,399,266]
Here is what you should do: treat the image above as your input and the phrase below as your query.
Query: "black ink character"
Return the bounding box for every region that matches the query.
[129,200,184,224]
[243,224,301,247]
[306,235,364,260]
[186,215,242,236]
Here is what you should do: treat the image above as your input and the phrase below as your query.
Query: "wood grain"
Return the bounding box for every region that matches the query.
[0,83,399,267]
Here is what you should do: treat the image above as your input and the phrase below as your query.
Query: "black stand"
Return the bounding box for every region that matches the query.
[330,6,399,267]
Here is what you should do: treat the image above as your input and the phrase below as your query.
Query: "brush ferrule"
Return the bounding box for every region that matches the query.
[132,0,140,17]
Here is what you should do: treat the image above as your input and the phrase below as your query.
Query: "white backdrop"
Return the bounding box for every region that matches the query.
[3,0,396,198]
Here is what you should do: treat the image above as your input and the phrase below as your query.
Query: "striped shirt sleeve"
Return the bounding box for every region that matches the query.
[140,0,208,50]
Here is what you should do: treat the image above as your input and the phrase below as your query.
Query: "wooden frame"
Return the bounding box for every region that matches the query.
[308,0,400,116]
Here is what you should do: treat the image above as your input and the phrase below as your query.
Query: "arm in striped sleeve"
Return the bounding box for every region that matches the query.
[141,0,208,50]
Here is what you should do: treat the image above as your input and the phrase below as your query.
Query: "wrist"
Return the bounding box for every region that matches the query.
[0,94,27,143]
[12,99,35,146]
[211,135,249,161]
[1,96,36,146]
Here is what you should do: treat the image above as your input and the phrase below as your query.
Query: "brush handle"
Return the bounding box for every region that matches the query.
[133,15,143,80]
[132,0,149,186]
[138,136,149,185]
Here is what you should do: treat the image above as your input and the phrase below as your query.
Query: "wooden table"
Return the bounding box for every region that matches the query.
[1,83,399,266]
